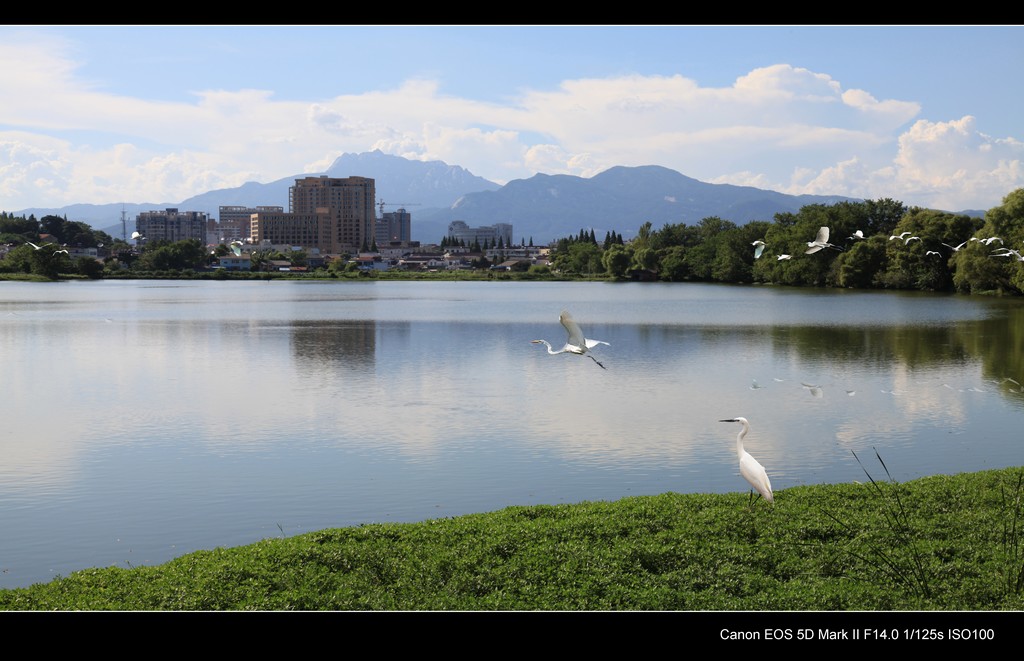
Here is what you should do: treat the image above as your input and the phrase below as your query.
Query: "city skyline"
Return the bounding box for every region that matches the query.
[1,25,1022,214]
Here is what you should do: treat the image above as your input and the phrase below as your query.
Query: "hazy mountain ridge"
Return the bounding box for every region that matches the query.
[11,151,985,244]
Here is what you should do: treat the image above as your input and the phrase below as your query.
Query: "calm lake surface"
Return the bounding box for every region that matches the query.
[1,279,1023,589]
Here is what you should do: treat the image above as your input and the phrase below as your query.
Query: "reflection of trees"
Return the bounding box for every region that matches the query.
[290,320,377,371]
[776,325,974,370]
[967,304,1024,398]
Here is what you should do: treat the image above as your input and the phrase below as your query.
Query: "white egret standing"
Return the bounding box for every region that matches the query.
[719,417,773,505]
[532,310,609,369]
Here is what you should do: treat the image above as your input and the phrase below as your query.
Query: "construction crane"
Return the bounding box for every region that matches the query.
[378,199,421,218]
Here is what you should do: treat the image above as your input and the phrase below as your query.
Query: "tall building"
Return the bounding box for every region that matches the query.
[251,176,375,254]
[219,205,284,241]
[135,208,208,243]
[376,208,412,246]
[447,220,514,247]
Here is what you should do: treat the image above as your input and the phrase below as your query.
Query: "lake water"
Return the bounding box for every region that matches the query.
[1,279,1023,589]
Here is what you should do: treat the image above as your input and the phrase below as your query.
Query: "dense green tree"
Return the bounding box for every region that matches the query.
[136,239,208,272]
[954,188,1024,294]
[836,237,888,288]
[76,256,105,279]
[601,243,632,279]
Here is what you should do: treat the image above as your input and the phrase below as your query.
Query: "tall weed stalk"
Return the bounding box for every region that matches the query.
[824,448,932,600]
[1001,471,1024,594]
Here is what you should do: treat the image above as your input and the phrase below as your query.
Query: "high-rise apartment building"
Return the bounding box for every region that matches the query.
[252,176,376,254]
[376,207,412,246]
[135,208,208,243]
[218,205,284,241]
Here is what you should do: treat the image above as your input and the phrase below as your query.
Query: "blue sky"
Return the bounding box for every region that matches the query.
[1,25,1022,213]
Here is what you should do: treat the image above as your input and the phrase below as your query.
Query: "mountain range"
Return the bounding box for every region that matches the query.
[12,150,985,244]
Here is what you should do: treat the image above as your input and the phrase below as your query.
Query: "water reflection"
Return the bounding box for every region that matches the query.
[0,280,1022,589]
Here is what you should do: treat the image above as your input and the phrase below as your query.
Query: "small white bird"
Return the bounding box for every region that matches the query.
[752,240,766,259]
[904,235,921,244]
[890,231,912,242]
[925,250,941,257]
[848,230,865,240]
[991,248,1024,261]
[801,382,824,398]
[532,310,609,369]
[719,417,773,504]
[777,254,792,261]
[805,226,834,254]
[942,240,969,252]
[27,241,53,251]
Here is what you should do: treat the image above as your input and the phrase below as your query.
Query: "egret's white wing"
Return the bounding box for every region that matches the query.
[584,338,609,349]
[814,226,829,245]
[753,244,765,259]
[739,452,773,503]
[559,311,587,350]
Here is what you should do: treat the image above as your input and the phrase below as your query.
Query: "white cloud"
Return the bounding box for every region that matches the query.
[0,38,1019,213]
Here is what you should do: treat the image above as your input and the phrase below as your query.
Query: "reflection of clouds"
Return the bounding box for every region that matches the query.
[3,282,1020,491]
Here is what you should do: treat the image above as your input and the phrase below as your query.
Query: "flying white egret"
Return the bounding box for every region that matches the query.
[847,230,865,240]
[532,310,609,369]
[777,254,792,261]
[925,250,941,257]
[719,417,773,505]
[801,382,824,398]
[230,240,244,257]
[942,240,969,252]
[752,240,766,259]
[27,241,53,251]
[889,231,912,242]
[131,231,143,240]
[981,236,1004,246]
[991,248,1024,261]
[904,235,921,244]
[805,226,835,254]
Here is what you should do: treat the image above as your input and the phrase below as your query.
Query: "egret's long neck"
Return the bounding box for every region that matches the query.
[736,425,747,457]
[536,340,560,354]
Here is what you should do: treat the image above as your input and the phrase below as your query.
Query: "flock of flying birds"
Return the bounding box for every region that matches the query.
[531,310,775,505]
[26,241,69,256]
[753,226,1024,262]
[534,226,1023,505]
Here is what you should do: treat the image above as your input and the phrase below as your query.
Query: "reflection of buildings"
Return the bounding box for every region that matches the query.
[290,320,377,370]
[251,176,376,254]
[136,208,208,243]
[447,220,513,246]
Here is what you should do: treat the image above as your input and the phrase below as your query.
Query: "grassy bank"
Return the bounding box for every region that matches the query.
[1,465,1023,611]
